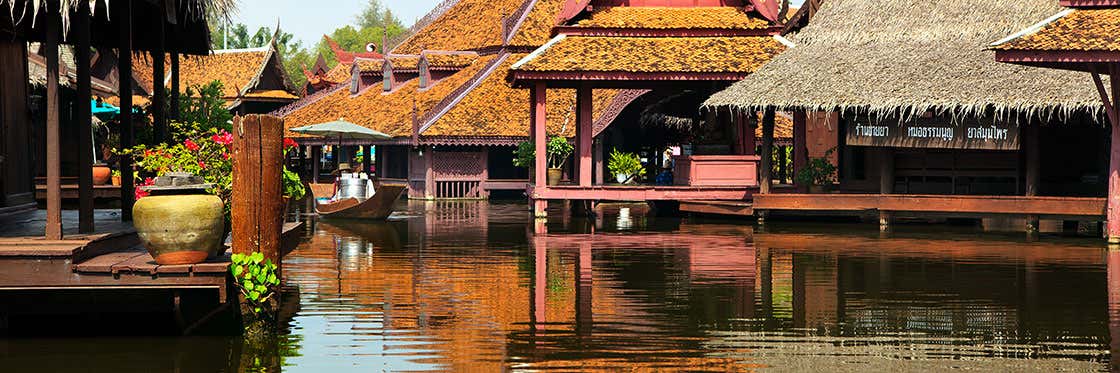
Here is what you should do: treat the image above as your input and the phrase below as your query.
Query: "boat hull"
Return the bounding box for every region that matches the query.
[309,182,405,220]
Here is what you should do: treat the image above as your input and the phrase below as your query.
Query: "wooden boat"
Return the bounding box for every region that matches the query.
[307,181,406,220]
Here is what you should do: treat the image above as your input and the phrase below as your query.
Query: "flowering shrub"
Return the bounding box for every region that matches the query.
[125,127,234,213]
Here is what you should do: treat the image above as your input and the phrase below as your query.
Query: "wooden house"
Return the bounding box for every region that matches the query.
[276,0,631,199]
[704,0,1108,234]
[991,0,1120,241]
[509,0,793,217]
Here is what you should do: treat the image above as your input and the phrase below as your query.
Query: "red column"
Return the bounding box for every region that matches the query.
[532,235,547,324]
[1110,73,1120,243]
[1109,249,1120,371]
[531,83,548,217]
[577,86,593,187]
[742,113,756,156]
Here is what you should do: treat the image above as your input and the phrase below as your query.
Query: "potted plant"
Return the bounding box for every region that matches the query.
[794,148,837,193]
[110,170,121,186]
[546,137,573,186]
[512,138,572,186]
[608,149,645,184]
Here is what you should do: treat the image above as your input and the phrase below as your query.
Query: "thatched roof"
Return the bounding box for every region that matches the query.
[703,0,1103,120]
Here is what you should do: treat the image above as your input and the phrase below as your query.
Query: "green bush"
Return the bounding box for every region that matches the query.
[794,148,837,185]
[608,149,645,183]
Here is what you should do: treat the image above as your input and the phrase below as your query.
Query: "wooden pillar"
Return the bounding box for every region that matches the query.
[117,0,135,221]
[310,145,321,183]
[424,147,434,199]
[170,52,179,121]
[152,16,167,144]
[1109,249,1120,372]
[593,138,604,185]
[231,115,285,267]
[577,85,593,187]
[744,113,757,155]
[879,148,894,232]
[362,145,372,175]
[531,83,548,218]
[1109,71,1120,244]
[793,111,808,191]
[1025,124,1041,234]
[760,108,775,194]
[75,1,94,234]
[44,12,62,240]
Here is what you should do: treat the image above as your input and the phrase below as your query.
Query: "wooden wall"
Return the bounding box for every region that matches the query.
[0,40,33,208]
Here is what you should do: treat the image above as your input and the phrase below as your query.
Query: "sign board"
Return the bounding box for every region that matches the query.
[845,115,1020,150]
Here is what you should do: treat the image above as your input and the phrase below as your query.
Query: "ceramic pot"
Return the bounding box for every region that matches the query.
[615,173,630,184]
[92,165,111,185]
[547,168,563,186]
[133,194,225,265]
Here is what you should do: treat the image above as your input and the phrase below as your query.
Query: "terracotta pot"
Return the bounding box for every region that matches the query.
[92,165,111,185]
[547,168,563,186]
[111,175,121,186]
[133,194,225,265]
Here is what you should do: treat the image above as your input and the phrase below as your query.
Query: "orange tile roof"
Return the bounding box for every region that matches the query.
[388,55,422,71]
[176,49,271,98]
[424,54,621,137]
[393,0,525,54]
[575,6,772,30]
[508,0,567,46]
[323,61,352,83]
[993,8,1120,52]
[424,52,479,69]
[353,58,384,75]
[513,36,786,73]
[282,55,497,138]
[243,89,300,100]
[755,112,793,140]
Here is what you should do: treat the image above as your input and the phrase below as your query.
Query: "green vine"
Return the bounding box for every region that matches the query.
[231,252,281,315]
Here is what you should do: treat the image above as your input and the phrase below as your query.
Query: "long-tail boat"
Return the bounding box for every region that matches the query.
[307,181,405,220]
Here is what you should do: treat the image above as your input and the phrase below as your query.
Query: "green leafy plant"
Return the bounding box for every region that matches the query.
[512,141,534,168]
[794,148,837,186]
[282,139,306,201]
[123,128,234,208]
[546,136,573,169]
[230,252,281,315]
[608,149,645,183]
[111,169,121,177]
[167,81,234,143]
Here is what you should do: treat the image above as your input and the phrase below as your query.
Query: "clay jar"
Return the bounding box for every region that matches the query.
[92,164,111,185]
[132,173,225,265]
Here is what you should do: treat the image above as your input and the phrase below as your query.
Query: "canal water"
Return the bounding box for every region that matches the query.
[2,201,1118,371]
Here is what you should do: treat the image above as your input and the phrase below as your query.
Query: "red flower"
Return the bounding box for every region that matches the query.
[283,138,298,150]
[198,161,207,169]
[134,177,154,200]
[184,139,200,151]
[212,130,233,146]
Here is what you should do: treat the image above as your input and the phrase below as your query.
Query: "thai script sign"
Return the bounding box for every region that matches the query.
[845,115,1020,150]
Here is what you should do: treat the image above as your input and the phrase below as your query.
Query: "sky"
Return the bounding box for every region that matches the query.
[230,0,444,47]
[230,0,806,47]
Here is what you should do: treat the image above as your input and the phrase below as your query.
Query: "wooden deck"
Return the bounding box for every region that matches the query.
[531,184,757,201]
[754,193,1106,219]
[0,221,305,334]
[680,200,754,216]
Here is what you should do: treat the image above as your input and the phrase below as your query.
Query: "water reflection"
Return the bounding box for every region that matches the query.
[1,201,1117,371]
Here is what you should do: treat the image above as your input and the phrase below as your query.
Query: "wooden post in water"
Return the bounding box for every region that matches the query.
[117,0,135,221]
[792,111,808,192]
[577,85,593,187]
[310,146,322,183]
[879,148,894,232]
[1109,69,1120,244]
[1025,124,1040,235]
[231,115,285,269]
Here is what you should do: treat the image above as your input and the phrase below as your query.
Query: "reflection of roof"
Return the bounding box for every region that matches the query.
[575,7,771,30]
[392,0,526,54]
[992,8,1120,52]
[423,53,622,138]
[280,55,498,138]
[512,36,785,74]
